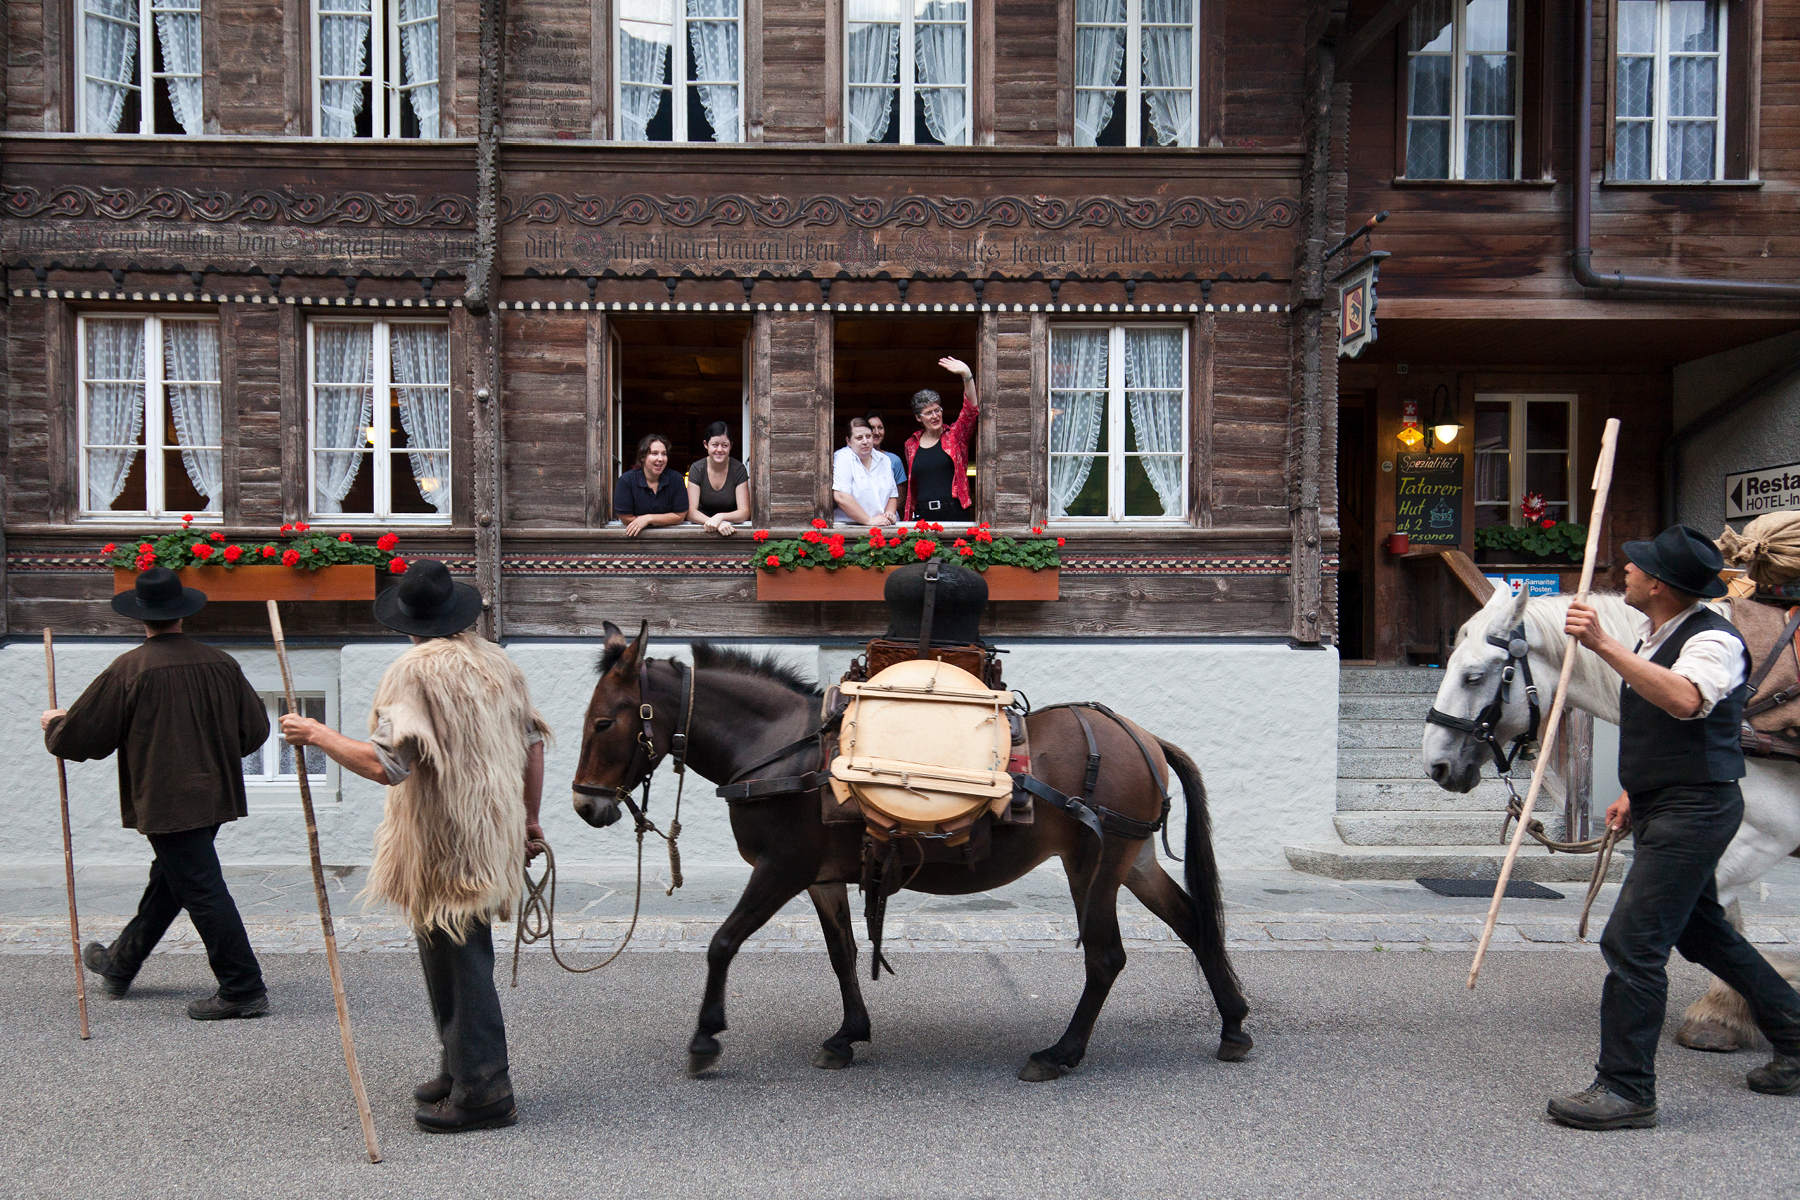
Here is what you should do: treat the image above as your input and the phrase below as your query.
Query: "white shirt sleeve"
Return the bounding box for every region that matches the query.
[830,446,854,495]
[1668,631,1748,719]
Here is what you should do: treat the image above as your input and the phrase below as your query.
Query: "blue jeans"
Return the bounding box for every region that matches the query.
[1596,783,1800,1105]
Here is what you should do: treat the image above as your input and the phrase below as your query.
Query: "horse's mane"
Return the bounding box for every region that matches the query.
[1518,591,1642,708]
[689,641,822,698]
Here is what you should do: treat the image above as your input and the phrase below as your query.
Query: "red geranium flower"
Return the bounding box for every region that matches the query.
[796,547,808,557]
[261,544,278,559]
[801,530,823,544]
[281,549,301,567]
[1540,518,1556,529]
[1056,537,1065,547]
[337,532,354,543]
[958,546,973,557]
[976,529,993,543]
[376,532,399,551]
[137,542,153,552]
[870,533,886,548]
[765,554,779,567]
[209,531,224,541]
[295,522,310,532]
[223,545,243,563]
[953,538,969,548]
[914,539,937,559]
[811,517,828,530]
[1031,525,1044,535]
[280,523,294,534]
[135,555,154,571]
[389,558,408,574]
[930,522,943,532]
[752,530,770,543]
[191,543,213,560]
[102,542,116,553]
[181,513,194,525]
[829,546,845,559]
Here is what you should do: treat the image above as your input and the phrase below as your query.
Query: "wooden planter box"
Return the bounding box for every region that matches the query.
[755,565,1058,602]
[113,564,379,602]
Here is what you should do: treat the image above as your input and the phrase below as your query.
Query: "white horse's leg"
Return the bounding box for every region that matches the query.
[1677,760,1800,1053]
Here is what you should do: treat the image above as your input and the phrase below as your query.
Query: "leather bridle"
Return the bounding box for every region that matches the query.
[572,655,695,822]
[1425,624,1543,775]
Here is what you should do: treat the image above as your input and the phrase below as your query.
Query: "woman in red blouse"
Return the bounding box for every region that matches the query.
[902,356,979,522]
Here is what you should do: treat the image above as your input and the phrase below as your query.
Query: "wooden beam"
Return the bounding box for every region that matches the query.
[1438,548,1496,603]
[1337,0,1428,74]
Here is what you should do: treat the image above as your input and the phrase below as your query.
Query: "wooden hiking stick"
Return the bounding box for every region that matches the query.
[1468,418,1621,990]
[267,601,381,1163]
[43,630,90,1040]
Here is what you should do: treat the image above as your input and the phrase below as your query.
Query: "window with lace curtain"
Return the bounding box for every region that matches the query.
[616,0,743,142]
[1613,0,1725,180]
[1047,325,1187,523]
[1402,0,1518,180]
[845,0,970,145]
[78,314,223,519]
[312,0,441,138]
[307,319,452,522]
[77,0,204,134]
[1073,0,1199,148]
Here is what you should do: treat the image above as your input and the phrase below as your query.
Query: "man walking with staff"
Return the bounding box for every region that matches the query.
[41,568,272,1019]
[1553,525,1800,1129]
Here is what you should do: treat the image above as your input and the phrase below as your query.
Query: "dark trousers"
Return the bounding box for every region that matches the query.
[106,824,265,1001]
[1596,782,1800,1105]
[416,921,513,1107]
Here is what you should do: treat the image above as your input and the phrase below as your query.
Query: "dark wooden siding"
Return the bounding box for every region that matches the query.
[505,0,596,139]
[993,0,1057,145]
[1210,312,1292,524]
[502,311,592,527]
[232,305,288,523]
[212,0,290,133]
[761,0,828,141]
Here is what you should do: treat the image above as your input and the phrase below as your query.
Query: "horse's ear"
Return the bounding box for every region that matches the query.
[599,621,629,677]
[1488,578,1531,633]
[610,620,650,679]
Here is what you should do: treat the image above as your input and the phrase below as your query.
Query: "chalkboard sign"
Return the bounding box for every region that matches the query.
[1397,453,1463,546]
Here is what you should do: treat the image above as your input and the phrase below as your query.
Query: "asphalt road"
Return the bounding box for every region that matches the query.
[6,949,1797,1200]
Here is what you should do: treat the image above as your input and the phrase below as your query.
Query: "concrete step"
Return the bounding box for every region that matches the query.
[1336,778,1520,812]
[1339,667,1447,695]
[1338,720,1433,750]
[1339,694,1437,721]
[1337,748,1443,778]
[1285,843,1628,883]
[1334,811,1568,846]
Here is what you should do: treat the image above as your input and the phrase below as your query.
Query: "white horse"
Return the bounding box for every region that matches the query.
[1421,583,1800,1050]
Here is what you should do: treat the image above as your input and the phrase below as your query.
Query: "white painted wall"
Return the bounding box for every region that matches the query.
[4,637,1338,874]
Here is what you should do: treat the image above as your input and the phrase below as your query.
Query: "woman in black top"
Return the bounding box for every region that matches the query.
[685,421,751,536]
[612,433,688,537]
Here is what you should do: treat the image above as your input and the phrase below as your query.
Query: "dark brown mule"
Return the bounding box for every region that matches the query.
[571,622,1251,1081]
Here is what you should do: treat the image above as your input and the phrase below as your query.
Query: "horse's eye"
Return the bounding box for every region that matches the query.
[1465,671,1485,685]
[593,718,615,732]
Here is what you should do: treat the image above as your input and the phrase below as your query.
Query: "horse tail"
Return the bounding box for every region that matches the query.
[1158,737,1243,1002]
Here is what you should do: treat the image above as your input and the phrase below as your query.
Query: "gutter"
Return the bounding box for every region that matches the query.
[1571,0,1800,302]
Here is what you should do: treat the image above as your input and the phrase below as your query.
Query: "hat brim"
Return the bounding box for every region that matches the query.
[111,585,208,621]
[1623,539,1728,599]
[371,578,485,637]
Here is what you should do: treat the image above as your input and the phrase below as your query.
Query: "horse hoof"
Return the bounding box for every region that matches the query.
[1017,1055,1074,1083]
[1676,1021,1742,1053]
[688,1049,721,1076]
[813,1046,854,1070]
[1217,1033,1253,1062]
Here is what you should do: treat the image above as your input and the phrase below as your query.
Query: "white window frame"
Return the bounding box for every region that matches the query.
[615,0,745,143]
[311,0,441,139]
[306,317,453,524]
[844,0,972,146]
[75,0,204,135]
[1403,0,1521,180]
[77,313,222,522]
[1613,0,1726,181]
[1047,323,1189,526]
[1073,0,1201,148]
[240,680,340,807]
[1472,393,1579,527]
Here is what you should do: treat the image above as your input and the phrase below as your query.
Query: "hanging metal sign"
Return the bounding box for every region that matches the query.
[1333,251,1388,359]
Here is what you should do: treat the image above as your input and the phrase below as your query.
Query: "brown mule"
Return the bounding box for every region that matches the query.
[571,622,1252,1081]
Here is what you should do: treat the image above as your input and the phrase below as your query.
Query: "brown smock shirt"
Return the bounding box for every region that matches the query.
[44,633,270,835]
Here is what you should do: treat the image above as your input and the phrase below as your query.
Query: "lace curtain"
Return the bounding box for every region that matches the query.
[85,319,147,511]
[915,1,967,145]
[619,0,673,141]
[84,0,140,134]
[312,325,374,513]
[398,0,440,136]
[1125,328,1184,515]
[1073,0,1125,147]
[1048,329,1108,518]
[687,0,741,141]
[164,321,223,512]
[319,0,372,137]
[390,324,452,513]
[846,0,901,144]
[1141,0,1193,147]
[152,0,204,133]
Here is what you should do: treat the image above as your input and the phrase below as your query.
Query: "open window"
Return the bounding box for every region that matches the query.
[78,0,205,134]
[312,0,442,138]
[845,0,972,145]
[616,0,744,142]
[833,316,979,510]
[609,317,752,513]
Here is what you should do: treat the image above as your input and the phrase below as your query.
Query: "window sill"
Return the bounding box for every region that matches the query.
[77,513,222,524]
[1600,179,1763,190]
[1389,177,1557,189]
[246,784,339,807]
[308,516,453,526]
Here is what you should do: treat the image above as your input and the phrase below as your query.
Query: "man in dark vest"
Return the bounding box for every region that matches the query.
[40,568,272,1019]
[1554,525,1800,1128]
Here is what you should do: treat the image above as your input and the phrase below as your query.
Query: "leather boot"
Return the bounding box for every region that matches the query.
[1547,1083,1657,1130]
[186,991,269,1020]
[414,1095,518,1133]
[414,1074,453,1104]
[1746,1053,1800,1096]
[81,943,130,998]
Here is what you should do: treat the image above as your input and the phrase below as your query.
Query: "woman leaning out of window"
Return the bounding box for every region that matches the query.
[613,433,688,537]
[686,422,751,535]
[903,356,978,522]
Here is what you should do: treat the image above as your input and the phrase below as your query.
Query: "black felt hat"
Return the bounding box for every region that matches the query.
[111,567,208,621]
[372,559,485,637]
[882,562,988,645]
[1623,524,1729,599]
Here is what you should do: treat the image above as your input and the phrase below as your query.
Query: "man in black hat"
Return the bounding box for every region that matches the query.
[41,568,272,1019]
[1552,525,1800,1128]
[280,559,547,1134]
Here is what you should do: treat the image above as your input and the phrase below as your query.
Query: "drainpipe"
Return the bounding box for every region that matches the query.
[1571,0,1800,301]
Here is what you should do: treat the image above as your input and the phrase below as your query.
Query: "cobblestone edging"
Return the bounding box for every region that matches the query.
[5,913,1797,955]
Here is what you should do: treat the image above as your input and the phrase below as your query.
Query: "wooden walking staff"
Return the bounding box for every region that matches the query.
[266,601,381,1163]
[1468,417,1622,990]
[43,630,91,1040]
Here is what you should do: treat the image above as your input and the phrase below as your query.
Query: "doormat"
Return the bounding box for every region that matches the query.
[1416,877,1565,900]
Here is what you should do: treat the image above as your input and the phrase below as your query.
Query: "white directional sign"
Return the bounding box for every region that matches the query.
[1725,461,1800,519]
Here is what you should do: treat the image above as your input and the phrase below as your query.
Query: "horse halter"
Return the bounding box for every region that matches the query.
[571,654,695,815]
[1424,625,1542,775]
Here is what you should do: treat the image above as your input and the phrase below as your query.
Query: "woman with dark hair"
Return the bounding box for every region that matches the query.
[903,356,978,522]
[612,433,687,537]
[685,421,751,536]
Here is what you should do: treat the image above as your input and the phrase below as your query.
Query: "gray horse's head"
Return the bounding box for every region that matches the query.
[1421,582,1535,793]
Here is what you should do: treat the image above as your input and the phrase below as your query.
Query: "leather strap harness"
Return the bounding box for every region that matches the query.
[1424,624,1543,775]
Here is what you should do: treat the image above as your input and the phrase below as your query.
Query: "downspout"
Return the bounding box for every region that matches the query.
[1571,0,1800,301]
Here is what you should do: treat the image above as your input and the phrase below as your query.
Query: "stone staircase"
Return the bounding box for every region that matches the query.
[1286,665,1610,882]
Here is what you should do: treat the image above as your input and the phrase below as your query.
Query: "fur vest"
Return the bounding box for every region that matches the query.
[363,633,550,940]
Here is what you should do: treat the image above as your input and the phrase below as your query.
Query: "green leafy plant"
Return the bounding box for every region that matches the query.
[104,515,407,574]
[749,519,1061,572]
[1473,520,1588,562]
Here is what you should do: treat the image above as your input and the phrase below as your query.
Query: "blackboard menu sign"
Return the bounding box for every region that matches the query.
[1397,453,1463,546]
